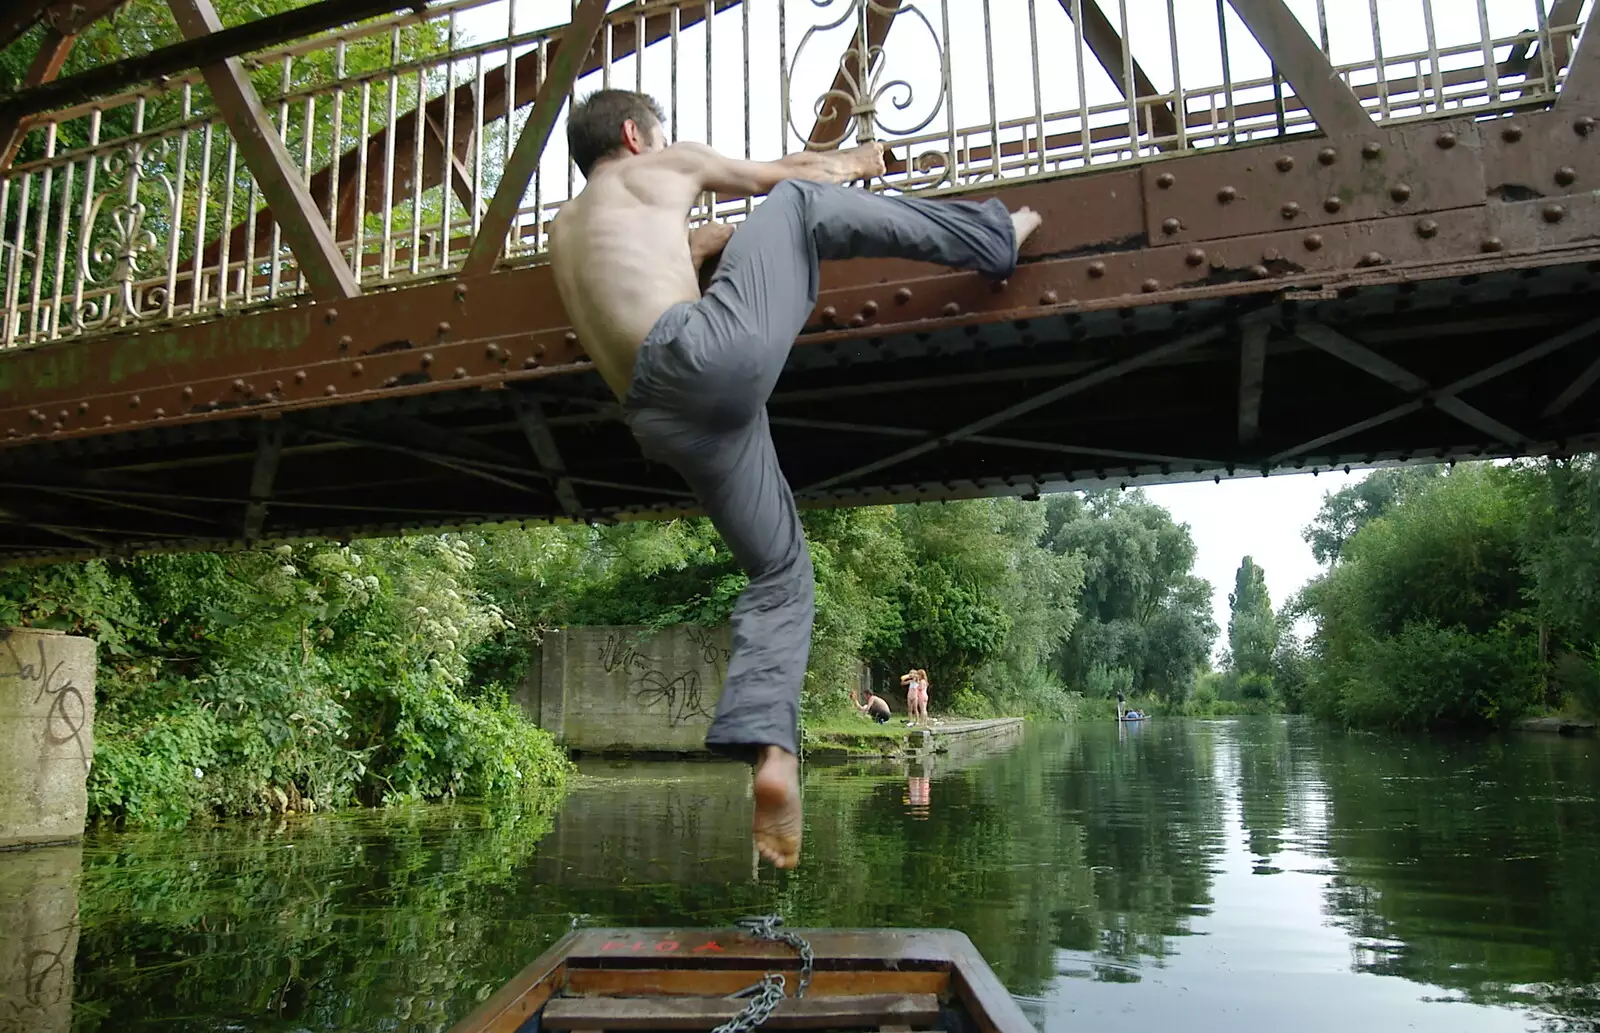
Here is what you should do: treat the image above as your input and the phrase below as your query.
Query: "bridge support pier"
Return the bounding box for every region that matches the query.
[1,629,96,849]
[0,843,81,1033]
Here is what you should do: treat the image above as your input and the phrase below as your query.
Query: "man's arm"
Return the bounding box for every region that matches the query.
[664,140,888,197]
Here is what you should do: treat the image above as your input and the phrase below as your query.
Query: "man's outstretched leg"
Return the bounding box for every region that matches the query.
[628,182,1044,868]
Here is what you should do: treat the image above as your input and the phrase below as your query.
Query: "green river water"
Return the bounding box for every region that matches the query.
[1,717,1595,1032]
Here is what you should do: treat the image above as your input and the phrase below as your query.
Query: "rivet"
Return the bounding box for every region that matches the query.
[1281,201,1300,220]
[294,370,308,383]
[352,362,365,375]
[1503,124,1524,142]
[50,420,62,431]
[1482,236,1504,252]
[1263,248,1281,262]
[1436,131,1457,150]
[181,387,194,400]
[454,281,467,299]
[338,334,352,349]
[325,308,338,324]
[1324,196,1343,213]
[57,410,68,422]
[1576,115,1596,136]
[420,353,434,368]
[1186,248,1206,267]
[1390,183,1412,202]
[1362,251,1385,266]
[1545,203,1567,222]
[523,357,539,369]
[1041,290,1059,304]
[1417,218,1439,239]
[486,343,501,359]
[563,331,578,345]
[1318,147,1338,165]
[1217,185,1237,203]
[942,301,961,316]
[1250,265,1269,279]
[1275,155,1295,172]
[233,379,247,393]
[383,376,399,388]
[1156,172,1175,189]
[102,416,113,426]
[437,321,451,335]
[28,410,42,422]
[850,314,866,327]
[1088,261,1106,278]
[153,408,165,419]
[1304,233,1325,251]
[1162,217,1181,235]
[821,306,838,323]
[78,402,89,414]
[1362,141,1383,159]
[895,287,913,304]
[453,367,468,379]
[1142,278,1160,293]
[1556,166,1578,187]
[862,299,879,316]
[129,395,140,408]
[325,385,338,396]
[5,429,15,438]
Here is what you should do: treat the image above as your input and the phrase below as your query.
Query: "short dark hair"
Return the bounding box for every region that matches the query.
[567,89,664,176]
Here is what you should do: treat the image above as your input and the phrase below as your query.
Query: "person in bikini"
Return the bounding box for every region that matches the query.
[900,668,929,725]
[547,89,1041,869]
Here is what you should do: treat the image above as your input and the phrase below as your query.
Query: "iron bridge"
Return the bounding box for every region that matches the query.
[2,0,1600,561]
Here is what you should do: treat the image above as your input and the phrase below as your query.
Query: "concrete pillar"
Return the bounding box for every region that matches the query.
[0,844,81,1033]
[1,629,96,849]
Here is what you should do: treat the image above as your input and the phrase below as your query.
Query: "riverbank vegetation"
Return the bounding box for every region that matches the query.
[1291,460,1600,729]
[1,491,1227,824]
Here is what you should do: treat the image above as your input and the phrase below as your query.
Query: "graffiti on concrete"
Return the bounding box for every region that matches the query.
[0,631,90,770]
[595,630,719,728]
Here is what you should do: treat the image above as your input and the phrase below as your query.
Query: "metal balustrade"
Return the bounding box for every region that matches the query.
[0,0,1589,349]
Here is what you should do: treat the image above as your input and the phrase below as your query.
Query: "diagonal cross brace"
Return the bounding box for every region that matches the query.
[1055,0,1179,143]
[511,394,585,519]
[462,0,611,277]
[1295,322,1528,445]
[1272,315,1600,462]
[0,29,75,173]
[1225,0,1373,136]
[244,421,285,540]
[168,0,360,302]
[804,323,1227,492]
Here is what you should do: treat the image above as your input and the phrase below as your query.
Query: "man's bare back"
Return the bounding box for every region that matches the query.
[550,128,889,400]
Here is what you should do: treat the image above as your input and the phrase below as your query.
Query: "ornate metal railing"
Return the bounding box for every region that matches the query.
[0,0,1588,349]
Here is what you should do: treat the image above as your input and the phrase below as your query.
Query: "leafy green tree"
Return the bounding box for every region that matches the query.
[1225,556,1278,699]
[1303,465,1443,565]
[1044,491,1216,702]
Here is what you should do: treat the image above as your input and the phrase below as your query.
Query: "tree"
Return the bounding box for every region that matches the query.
[1044,491,1216,702]
[1303,466,1444,565]
[1226,556,1278,699]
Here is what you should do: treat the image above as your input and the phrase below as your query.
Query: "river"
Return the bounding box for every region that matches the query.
[1,717,1595,1032]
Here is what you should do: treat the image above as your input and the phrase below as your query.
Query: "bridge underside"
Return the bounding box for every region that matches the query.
[6,3,1600,561]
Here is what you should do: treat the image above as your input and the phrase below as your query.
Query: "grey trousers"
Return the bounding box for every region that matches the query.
[622,180,1017,761]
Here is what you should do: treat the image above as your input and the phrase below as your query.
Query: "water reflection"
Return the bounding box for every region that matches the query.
[0,718,1591,1032]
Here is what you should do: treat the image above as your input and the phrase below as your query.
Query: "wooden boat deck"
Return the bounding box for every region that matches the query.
[447,927,1033,1033]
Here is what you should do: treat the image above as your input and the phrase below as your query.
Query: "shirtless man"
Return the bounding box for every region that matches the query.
[548,90,1041,869]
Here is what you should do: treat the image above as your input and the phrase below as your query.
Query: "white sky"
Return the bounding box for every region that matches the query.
[1145,470,1360,648]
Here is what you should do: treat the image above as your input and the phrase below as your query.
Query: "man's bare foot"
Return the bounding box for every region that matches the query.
[752,745,802,869]
[1011,206,1043,256]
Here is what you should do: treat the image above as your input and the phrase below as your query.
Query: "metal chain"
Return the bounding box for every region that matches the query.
[709,915,815,1033]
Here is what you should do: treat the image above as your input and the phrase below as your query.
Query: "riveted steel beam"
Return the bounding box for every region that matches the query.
[168,0,362,302]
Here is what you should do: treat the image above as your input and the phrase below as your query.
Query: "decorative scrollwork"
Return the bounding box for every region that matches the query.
[785,0,948,157]
[74,137,178,330]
